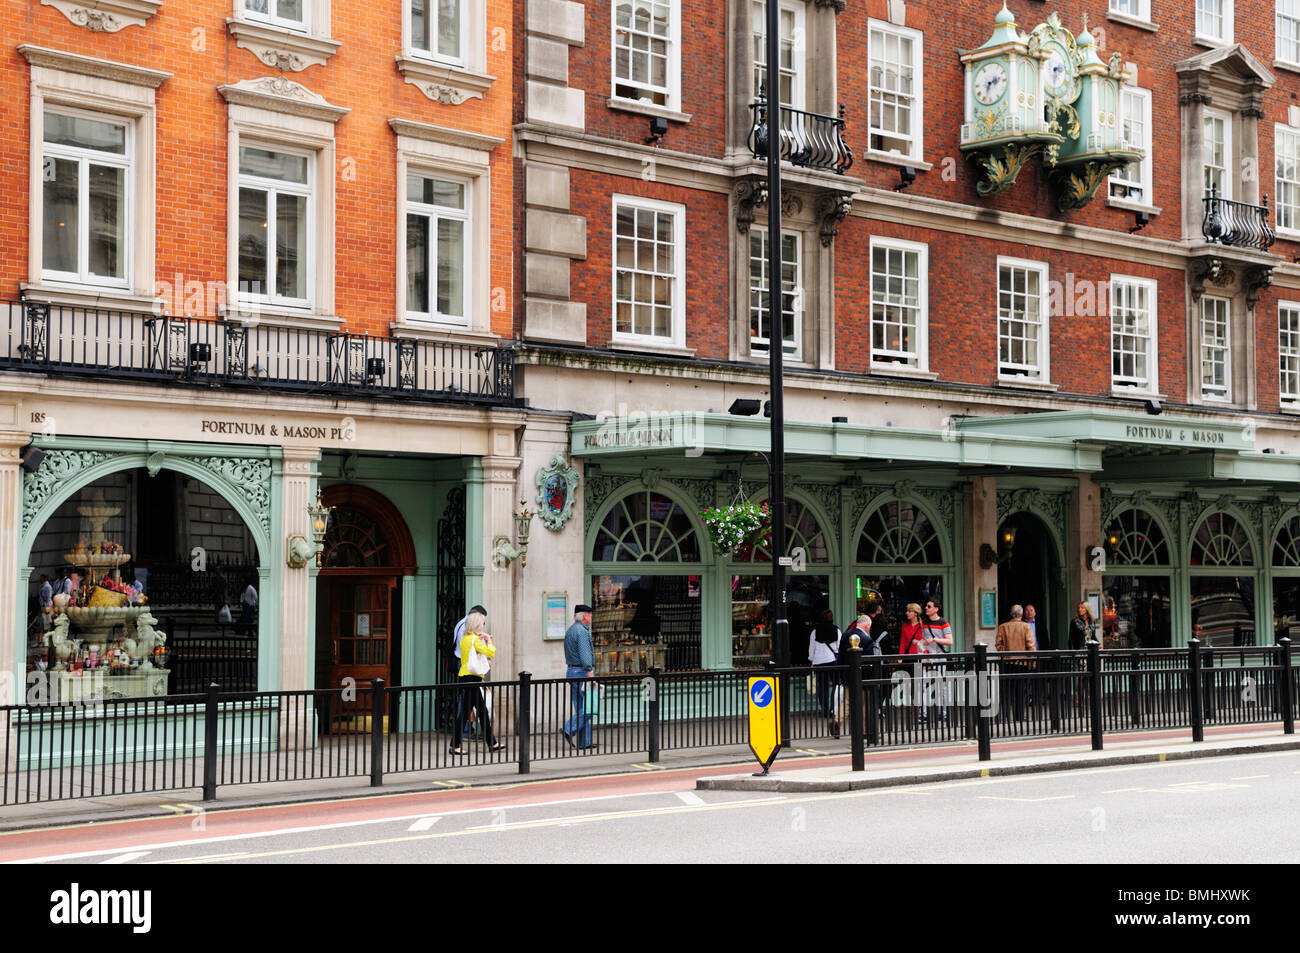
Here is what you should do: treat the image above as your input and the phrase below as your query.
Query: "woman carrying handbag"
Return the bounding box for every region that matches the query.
[451,611,504,755]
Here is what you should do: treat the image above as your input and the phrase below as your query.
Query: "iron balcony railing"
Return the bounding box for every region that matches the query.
[0,300,516,405]
[1202,187,1277,250]
[748,94,853,175]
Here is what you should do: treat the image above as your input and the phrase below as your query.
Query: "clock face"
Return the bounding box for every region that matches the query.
[1044,44,1072,96]
[974,62,1008,105]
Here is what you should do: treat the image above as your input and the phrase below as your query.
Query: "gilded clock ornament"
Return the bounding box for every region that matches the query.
[974,62,1008,105]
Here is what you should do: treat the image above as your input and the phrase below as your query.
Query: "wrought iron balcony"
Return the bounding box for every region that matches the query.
[0,301,516,405]
[1202,188,1276,251]
[748,95,853,175]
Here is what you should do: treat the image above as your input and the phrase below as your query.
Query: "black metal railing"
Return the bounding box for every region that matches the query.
[0,300,516,405]
[2,642,1294,805]
[748,95,853,175]
[1202,187,1276,250]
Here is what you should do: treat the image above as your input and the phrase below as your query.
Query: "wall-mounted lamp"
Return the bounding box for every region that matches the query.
[728,398,762,416]
[19,443,45,474]
[647,116,668,144]
[1129,210,1151,234]
[894,166,917,192]
[979,524,1018,569]
[492,499,536,569]
[287,489,334,569]
[1144,398,1163,416]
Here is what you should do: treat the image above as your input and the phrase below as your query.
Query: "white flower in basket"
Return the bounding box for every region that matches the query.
[699,501,772,556]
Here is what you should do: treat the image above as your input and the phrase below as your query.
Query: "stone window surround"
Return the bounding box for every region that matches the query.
[746,225,804,363]
[612,193,688,351]
[218,78,349,330]
[390,119,503,344]
[396,0,497,105]
[1275,122,1300,240]
[18,45,170,313]
[1194,0,1234,48]
[729,188,834,370]
[995,255,1051,385]
[1108,85,1156,215]
[227,0,341,73]
[1280,299,1300,408]
[40,0,162,33]
[868,235,929,373]
[611,0,682,113]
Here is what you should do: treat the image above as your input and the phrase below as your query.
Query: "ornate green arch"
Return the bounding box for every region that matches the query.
[851,489,955,569]
[1188,506,1258,568]
[20,443,273,566]
[734,489,838,566]
[996,485,1070,570]
[1103,504,1176,568]
[586,480,708,566]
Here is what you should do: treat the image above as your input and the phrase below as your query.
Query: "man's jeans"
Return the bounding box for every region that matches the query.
[564,666,592,747]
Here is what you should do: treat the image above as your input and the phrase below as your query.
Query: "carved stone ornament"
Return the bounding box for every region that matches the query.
[535,454,580,532]
[425,84,469,105]
[733,176,803,233]
[1189,255,1229,301]
[257,49,307,72]
[817,192,852,247]
[1244,264,1273,311]
[812,0,846,11]
[195,457,273,535]
[41,0,161,33]
[22,450,111,534]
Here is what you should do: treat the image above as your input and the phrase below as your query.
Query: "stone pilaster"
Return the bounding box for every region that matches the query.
[481,447,523,677]
[965,476,1000,646]
[1073,476,1104,607]
[279,447,319,693]
[1,431,29,772]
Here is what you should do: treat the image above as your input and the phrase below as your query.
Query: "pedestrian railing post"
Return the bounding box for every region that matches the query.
[1127,650,1142,728]
[202,682,220,802]
[1188,639,1204,743]
[647,666,661,763]
[974,643,991,762]
[1203,648,1216,723]
[1048,653,1061,733]
[370,678,385,787]
[865,656,881,747]
[517,671,532,774]
[1087,640,1104,751]
[1278,639,1295,736]
[847,646,864,771]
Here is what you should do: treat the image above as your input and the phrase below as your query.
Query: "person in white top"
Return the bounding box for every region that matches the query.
[239,579,258,635]
[807,609,842,732]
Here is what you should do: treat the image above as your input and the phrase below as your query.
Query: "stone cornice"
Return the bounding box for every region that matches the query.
[40,0,161,33]
[395,55,496,104]
[18,44,172,88]
[218,76,349,123]
[388,118,505,153]
[226,18,341,72]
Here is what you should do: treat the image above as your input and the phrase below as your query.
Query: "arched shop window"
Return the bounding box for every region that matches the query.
[735,498,830,563]
[732,498,833,669]
[853,498,947,654]
[324,507,393,568]
[1100,507,1173,650]
[1273,514,1300,643]
[591,491,701,562]
[1190,511,1254,567]
[1188,511,1256,648]
[589,489,703,673]
[856,500,943,565]
[1104,508,1171,566]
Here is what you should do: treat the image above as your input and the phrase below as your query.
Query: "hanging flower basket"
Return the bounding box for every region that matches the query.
[699,501,771,556]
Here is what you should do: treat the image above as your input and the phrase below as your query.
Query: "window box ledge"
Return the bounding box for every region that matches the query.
[608,339,695,358]
[226,19,341,72]
[1106,11,1158,33]
[396,55,496,104]
[391,321,497,347]
[1276,227,1300,243]
[862,150,932,172]
[1274,60,1300,77]
[996,377,1059,392]
[40,0,161,33]
[870,363,938,381]
[1111,388,1167,401]
[1193,36,1232,51]
[219,304,342,332]
[606,97,692,124]
[1107,197,1162,216]
[1280,402,1300,415]
[20,282,161,313]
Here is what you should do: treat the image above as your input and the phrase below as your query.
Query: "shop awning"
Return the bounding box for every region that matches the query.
[570,412,1103,471]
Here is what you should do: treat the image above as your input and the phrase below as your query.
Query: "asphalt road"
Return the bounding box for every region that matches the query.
[6,749,1299,864]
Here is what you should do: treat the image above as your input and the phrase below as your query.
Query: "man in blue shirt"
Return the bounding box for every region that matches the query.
[563,604,595,749]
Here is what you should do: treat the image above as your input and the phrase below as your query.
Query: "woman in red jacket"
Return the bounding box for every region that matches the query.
[899,603,925,656]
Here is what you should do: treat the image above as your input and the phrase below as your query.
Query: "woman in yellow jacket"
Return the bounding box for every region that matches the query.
[451,611,503,755]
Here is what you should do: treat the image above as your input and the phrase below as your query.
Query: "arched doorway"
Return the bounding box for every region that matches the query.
[1188,510,1256,647]
[854,497,949,653]
[996,511,1063,648]
[1102,507,1174,648]
[317,485,417,696]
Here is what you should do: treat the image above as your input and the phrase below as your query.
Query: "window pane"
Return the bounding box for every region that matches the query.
[277,0,303,23]
[87,163,124,279]
[411,0,428,50]
[275,192,307,299]
[238,188,268,296]
[406,213,429,314]
[44,113,126,154]
[409,175,465,210]
[245,0,268,13]
[437,217,465,318]
[438,0,461,58]
[42,157,79,275]
[240,146,308,184]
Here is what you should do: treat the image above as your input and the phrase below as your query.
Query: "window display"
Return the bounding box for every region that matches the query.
[591,574,700,672]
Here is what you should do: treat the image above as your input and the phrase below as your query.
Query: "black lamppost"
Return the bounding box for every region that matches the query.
[764,0,789,668]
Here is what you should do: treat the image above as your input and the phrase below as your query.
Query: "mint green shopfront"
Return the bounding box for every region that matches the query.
[571,409,1300,669]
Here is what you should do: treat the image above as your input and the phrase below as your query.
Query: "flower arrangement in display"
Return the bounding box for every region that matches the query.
[699,501,771,556]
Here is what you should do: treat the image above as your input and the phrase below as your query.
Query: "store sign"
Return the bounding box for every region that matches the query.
[577,408,706,457]
[199,418,357,441]
[1120,424,1235,447]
